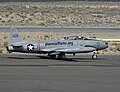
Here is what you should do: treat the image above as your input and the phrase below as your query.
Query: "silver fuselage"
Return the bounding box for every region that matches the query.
[7,39,108,54]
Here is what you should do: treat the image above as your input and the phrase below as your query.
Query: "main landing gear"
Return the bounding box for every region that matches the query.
[48,52,66,59]
[92,51,97,60]
[49,54,56,59]
[57,52,66,59]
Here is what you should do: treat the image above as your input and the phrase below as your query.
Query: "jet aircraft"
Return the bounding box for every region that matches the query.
[6,27,108,60]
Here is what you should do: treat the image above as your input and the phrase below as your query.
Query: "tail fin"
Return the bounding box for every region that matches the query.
[8,26,23,45]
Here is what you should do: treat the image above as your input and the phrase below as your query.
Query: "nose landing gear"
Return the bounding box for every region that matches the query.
[92,51,97,60]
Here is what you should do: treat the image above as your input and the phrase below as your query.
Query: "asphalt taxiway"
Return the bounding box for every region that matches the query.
[0,27,120,33]
[0,54,120,92]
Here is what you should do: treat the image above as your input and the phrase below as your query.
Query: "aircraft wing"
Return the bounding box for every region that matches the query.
[41,46,96,54]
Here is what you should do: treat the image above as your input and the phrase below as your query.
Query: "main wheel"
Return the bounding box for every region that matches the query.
[57,53,66,59]
[50,55,56,59]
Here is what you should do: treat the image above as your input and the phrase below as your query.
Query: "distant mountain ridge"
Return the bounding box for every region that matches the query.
[0,0,119,2]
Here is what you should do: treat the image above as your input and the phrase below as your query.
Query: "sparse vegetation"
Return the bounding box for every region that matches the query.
[115,43,120,51]
[0,49,2,53]
[0,2,119,27]
[3,42,8,47]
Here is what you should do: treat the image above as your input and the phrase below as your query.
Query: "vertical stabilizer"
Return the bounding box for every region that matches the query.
[8,26,23,45]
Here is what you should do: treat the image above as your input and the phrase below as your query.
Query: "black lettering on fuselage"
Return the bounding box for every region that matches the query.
[45,41,73,46]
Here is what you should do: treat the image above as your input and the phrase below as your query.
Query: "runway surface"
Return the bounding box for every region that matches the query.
[0,54,120,92]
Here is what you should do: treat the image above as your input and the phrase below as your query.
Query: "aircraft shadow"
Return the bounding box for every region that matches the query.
[36,56,78,62]
[37,56,105,62]
[36,56,97,62]
[8,55,77,61]
[8,55,97,62]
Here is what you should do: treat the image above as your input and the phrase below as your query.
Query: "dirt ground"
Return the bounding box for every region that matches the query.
[0,1,119,27]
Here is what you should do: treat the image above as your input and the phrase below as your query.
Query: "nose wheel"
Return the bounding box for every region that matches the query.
[92,51,97,60]
[92,54,97,60]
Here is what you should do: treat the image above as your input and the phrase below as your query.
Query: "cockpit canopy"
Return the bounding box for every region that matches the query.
[63,36,88,40]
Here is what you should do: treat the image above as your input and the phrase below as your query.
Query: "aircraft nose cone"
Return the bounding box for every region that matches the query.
[104,41,108,48]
